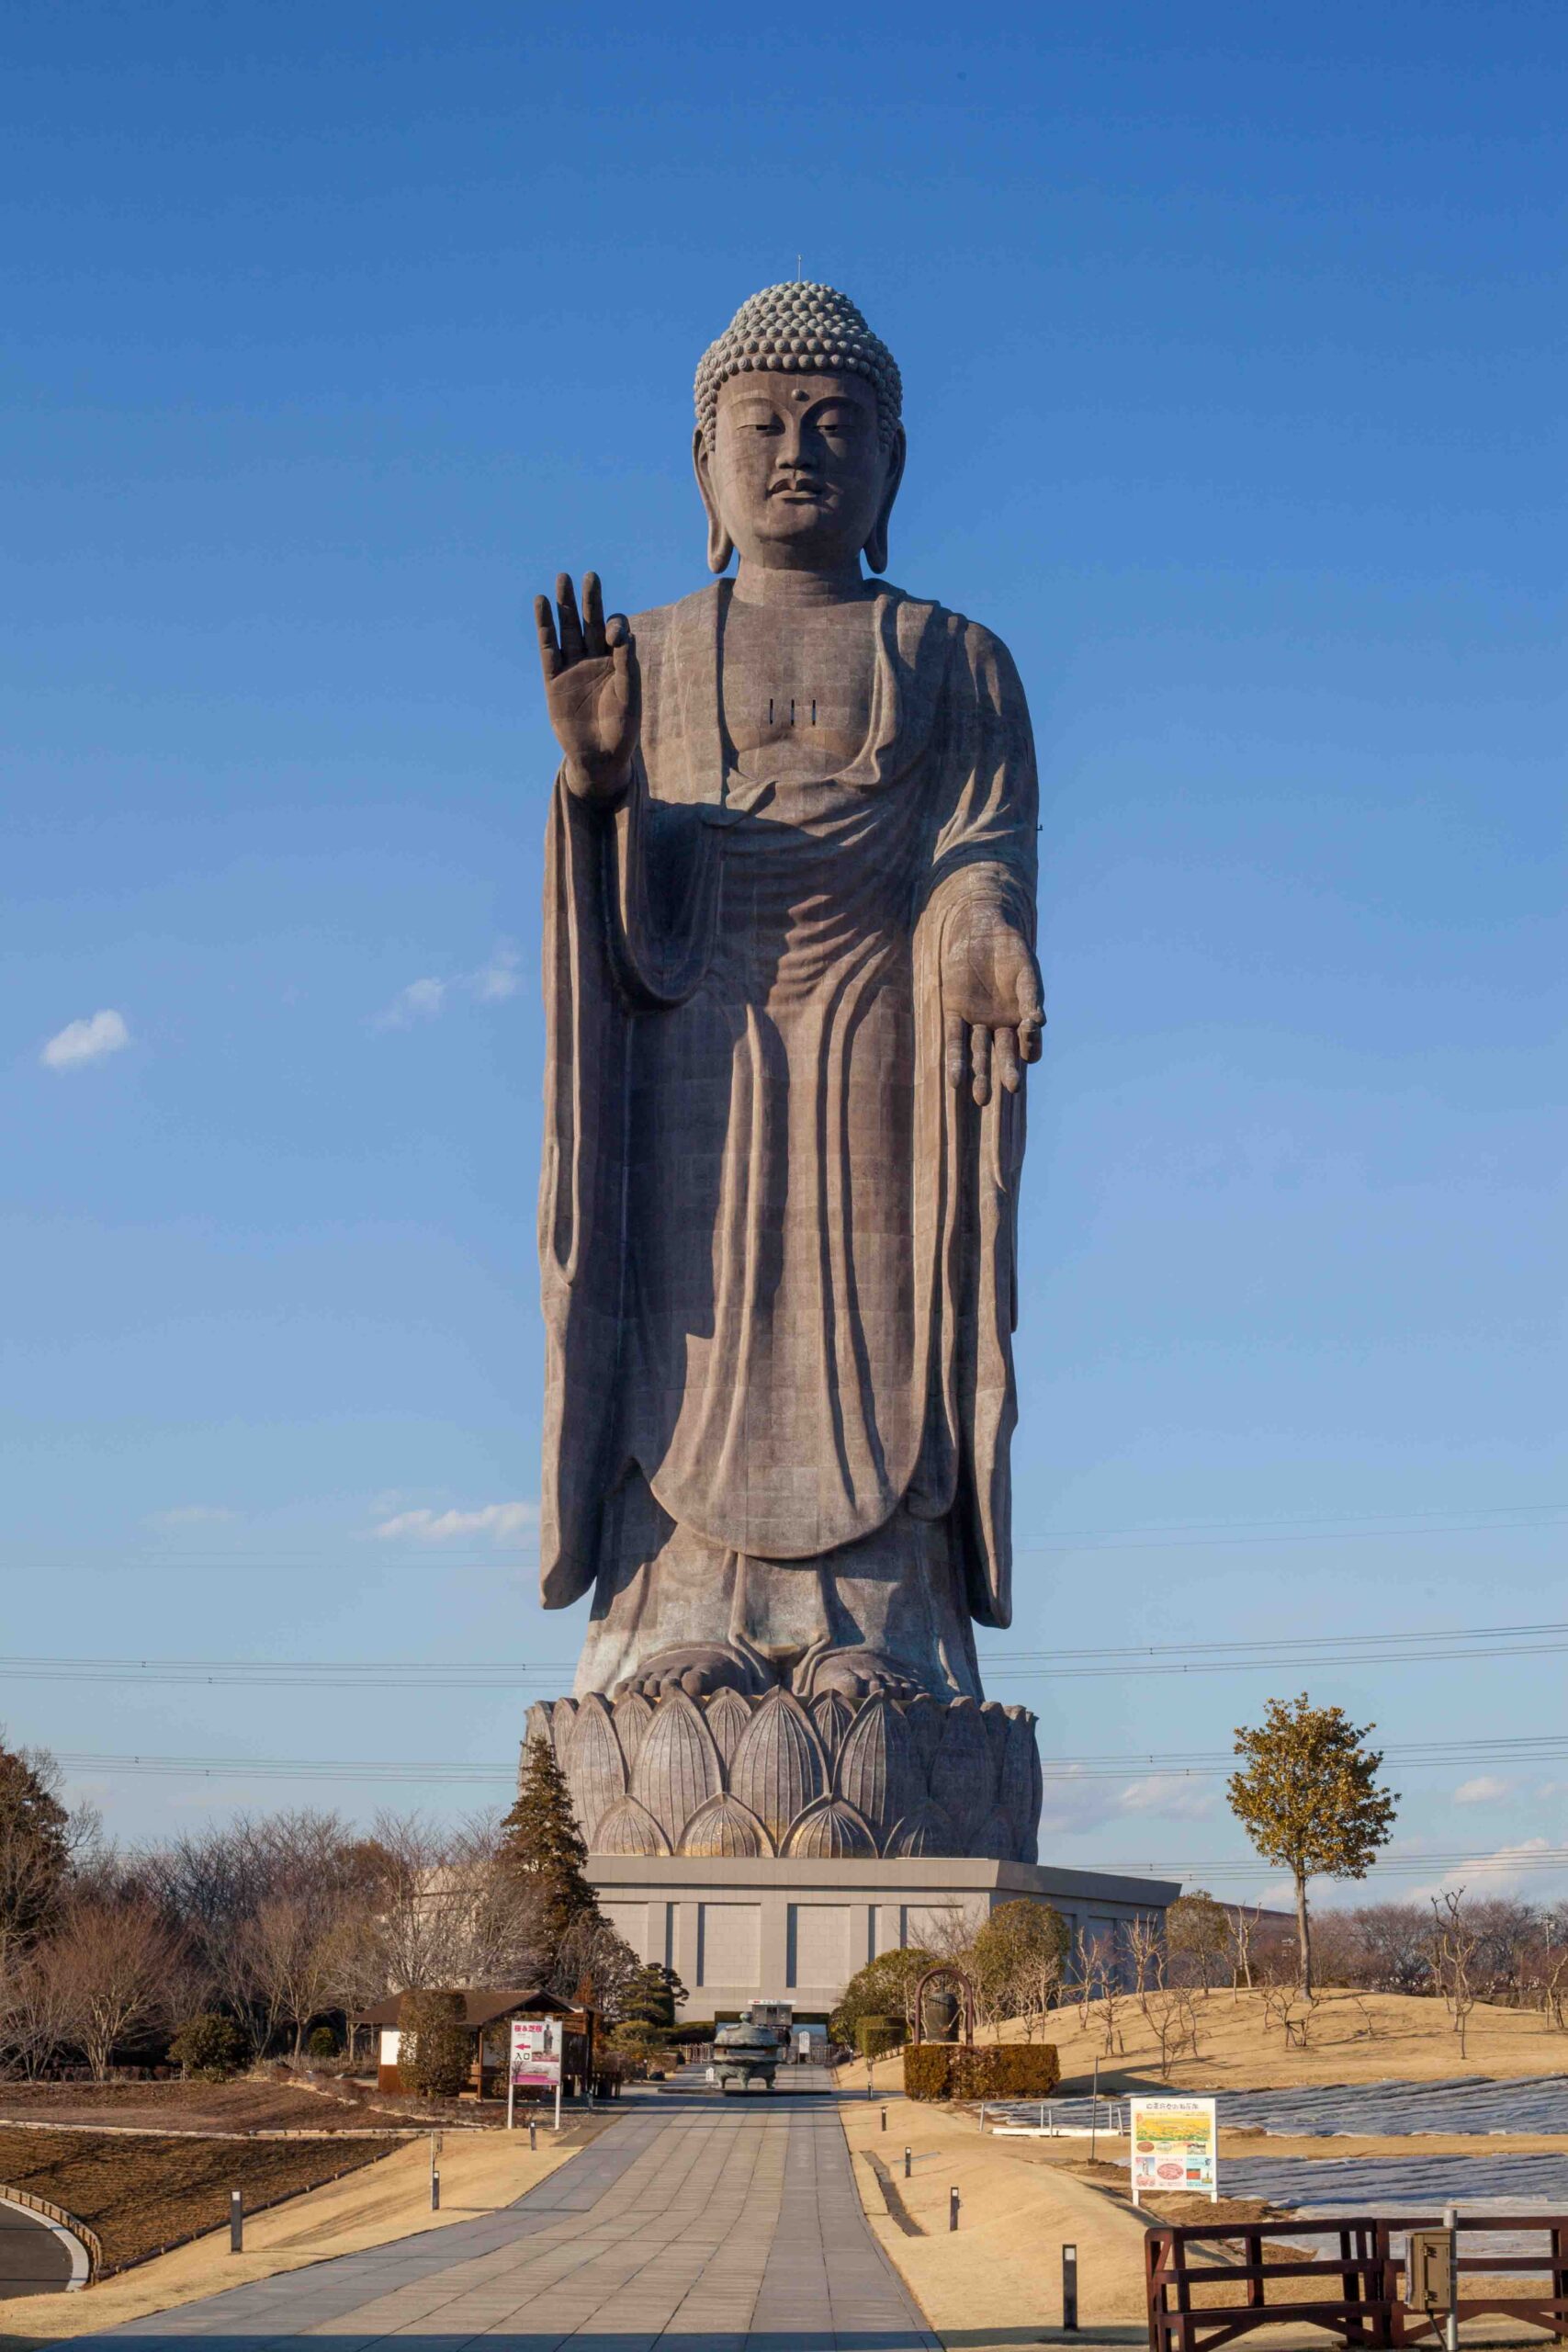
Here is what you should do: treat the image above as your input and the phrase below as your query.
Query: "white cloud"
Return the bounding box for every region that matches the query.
[474,944,523,1002]
[145,1504,238,1529]
[1453,1775,1513,1806]
[374,976,449,1030]
[1037,1769,1221,1836]
[1117,1775,1219,1822]
[40,1009,130,1069]
[372,1500,539,1545]
[373,943,523,1029]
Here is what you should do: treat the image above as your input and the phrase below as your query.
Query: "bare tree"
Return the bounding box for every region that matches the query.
[240,1891,381,2059]
[43,1897,185,2079]
[1430,1887,1479,2059]
[1351,1902,1433,1995]
[1125,1914,1166,2001]
[0,1946,77,2079]
[368,1814,547,1994]
[1226,1901,1262,1997]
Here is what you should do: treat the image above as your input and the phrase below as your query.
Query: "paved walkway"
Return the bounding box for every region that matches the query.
[73,2086,939,2350]
[0,2195,81,2295]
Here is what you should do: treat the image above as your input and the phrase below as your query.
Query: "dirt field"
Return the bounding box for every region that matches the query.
[0,2079,391,2136]
[857,1988,1568,2096]
[0,2126,401,2272]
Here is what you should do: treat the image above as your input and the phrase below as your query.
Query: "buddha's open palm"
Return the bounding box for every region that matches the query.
[942,899,1045,1105]
[535,571,640,803]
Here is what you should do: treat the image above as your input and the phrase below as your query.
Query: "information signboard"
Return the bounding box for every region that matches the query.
[509,2017,562,2088]
[1128,2094,1218,2204]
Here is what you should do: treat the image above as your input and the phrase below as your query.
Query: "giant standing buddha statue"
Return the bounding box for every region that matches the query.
[526,283,1047,1872]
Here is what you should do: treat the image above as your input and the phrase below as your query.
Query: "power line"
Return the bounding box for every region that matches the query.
[5,1614,1568,1690]
[47,1727,1568,1785]
[3,1501,1562,1574]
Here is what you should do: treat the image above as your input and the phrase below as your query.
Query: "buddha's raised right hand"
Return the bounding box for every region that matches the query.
[534,571,640,804]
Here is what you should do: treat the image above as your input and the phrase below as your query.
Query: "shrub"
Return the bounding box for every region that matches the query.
[169,2012,248,2083]
[829,1946,933,2045]
[307,2024,338,2059]
[903,2041,1060,2101]
[855,2013,904,2060]
[397,1989,470,2098]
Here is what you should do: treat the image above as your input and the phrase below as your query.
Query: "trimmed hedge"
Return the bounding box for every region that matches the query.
[855,2013,904,2060]
[903,2041,1061,2102]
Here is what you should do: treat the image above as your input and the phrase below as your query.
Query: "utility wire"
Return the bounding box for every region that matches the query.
[4,1614,1567,1688]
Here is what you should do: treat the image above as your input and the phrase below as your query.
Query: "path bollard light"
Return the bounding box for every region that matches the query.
[949,2186,960,2233]
[229,2189,243,2254]
[881,2106,887,2132]
[1062,2241,1078,2331]
[529,2118,537,2153]
[430,2131,442,2211]
[904,2145,912,2179]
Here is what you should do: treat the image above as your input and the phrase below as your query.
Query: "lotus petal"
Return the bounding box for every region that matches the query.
[999,1709,1038,1862]
[901,1692,945,1774]
[547,1697,578,1758]
[728,1690,828,1847]
[834,1696,921,1847]
[629,1688,722,1846]
[613,1690,653,1769]
[592,1795,671,1857]
[703,1686,753,1769]
[809,1690,854,1763]
[929,1698,994,1847]
[980,1699,1011,1775]
[974,1808,1014,1860]
[523,1702,555,1758]
[784,1796,877,1859]
[564,1692,626,1842]
[885,1800,959,1857]
[678,1792,774,1859]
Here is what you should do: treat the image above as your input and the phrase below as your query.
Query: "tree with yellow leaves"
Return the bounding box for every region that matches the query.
[1227,1694,1397,1994]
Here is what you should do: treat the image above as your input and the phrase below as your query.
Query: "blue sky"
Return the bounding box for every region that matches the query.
[4,0,1564,1898]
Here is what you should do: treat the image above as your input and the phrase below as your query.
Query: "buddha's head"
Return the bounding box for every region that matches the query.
[694,283,906,578]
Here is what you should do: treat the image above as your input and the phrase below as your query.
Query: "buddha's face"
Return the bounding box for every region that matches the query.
[698,371,901,572]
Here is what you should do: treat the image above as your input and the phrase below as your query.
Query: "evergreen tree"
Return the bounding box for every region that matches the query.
[499,1736,600,1954]
[0,1735,73,1963]
[622,1962,687,2030]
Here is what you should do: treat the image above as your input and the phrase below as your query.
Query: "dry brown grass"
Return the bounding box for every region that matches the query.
[853,1986,1568,2096]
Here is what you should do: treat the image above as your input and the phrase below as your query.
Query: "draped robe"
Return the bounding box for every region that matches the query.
[538,580,1038,1699]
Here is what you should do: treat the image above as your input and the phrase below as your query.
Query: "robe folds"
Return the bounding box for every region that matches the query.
[538,579,1038,1685]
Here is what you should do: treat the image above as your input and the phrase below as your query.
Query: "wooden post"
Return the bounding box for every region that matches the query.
[1062,2241,1078,2330]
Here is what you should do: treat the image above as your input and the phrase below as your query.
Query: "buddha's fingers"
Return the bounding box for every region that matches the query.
[970,1023,992,1108]
[1016,961,1046,1062]
[555,572,585,662]
[994,1025,1021,1094]
[534,594,564,681]
[944,1012,967,1091]
[605,614,637,679]
[581,571,607,659]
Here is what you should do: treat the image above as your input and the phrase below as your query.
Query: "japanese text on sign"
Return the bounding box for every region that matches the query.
[1129,2094,1218,2204]
[509,2017,563,2089]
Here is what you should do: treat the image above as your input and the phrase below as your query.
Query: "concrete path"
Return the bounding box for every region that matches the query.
[71,2085,939,2349]
[0,2195,81,2296]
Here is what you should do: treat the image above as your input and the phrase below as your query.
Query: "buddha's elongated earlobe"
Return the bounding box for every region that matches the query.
[863,424,906,576]
[693,427,735,575]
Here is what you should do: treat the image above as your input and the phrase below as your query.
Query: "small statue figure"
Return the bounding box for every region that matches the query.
[535,283,1042,1712]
